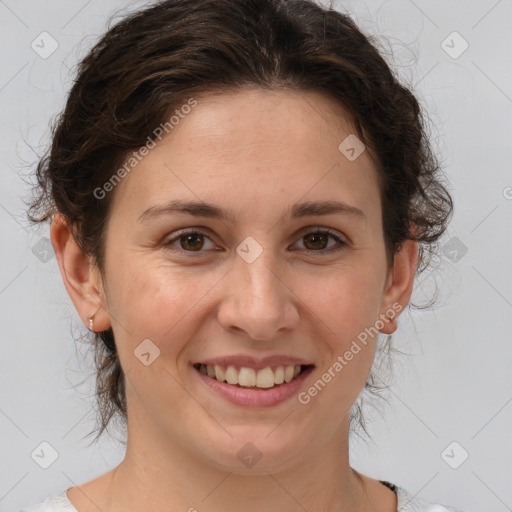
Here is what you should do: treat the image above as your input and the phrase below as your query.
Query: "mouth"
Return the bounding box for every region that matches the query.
[193,363,314,390]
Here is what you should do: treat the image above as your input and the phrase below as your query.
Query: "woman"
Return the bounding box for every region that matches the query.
[21,0,463,510]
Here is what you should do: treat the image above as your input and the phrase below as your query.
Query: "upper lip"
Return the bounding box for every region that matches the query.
[194,355,314,371]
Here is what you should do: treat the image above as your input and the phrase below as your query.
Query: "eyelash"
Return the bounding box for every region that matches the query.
[163,228,347,256]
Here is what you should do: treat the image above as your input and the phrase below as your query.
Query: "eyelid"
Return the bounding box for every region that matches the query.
[163,227,218,253]
[163,226,348,255]
[291,227,348,254]
[295,225,347,242]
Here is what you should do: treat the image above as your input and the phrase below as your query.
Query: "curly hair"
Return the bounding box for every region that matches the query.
[28,0,453,441]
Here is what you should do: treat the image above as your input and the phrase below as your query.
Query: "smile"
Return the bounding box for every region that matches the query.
[193,363,312,389]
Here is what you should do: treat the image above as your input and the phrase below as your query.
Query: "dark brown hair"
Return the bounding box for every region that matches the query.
[28,0,453,441]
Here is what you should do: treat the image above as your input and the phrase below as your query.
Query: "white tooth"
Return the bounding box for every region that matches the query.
[225,365,239,385]
[274,366,284,384]
[284,365,295,383]
[214,365,226,382]
[256,367,275,388]
[206,365,216,378]
[293,365,301,378]
[238,367,256,387]
[199,364,207,375]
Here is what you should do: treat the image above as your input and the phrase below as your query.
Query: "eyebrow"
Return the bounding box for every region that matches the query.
[137,199,366,223]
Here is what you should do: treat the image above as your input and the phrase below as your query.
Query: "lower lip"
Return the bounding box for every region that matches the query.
[194,366,315,407]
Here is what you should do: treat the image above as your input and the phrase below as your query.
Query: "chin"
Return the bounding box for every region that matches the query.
[192,427,311,475]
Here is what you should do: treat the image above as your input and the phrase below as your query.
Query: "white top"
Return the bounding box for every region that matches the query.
[18,485,466,512]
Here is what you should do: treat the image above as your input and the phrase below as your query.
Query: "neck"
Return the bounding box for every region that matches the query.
[105,412,374,512]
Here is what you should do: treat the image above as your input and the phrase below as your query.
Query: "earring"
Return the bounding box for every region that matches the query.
[385,314,397,332]
[377,313,396,334]
[87,314,95,332]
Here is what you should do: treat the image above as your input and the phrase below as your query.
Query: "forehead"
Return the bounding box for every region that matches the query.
[110,87,381,222]
[174,88,363,163]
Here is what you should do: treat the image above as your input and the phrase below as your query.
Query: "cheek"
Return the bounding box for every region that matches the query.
[298,265,384,390]
[105,255,221,351]
[303,263,385,337]
[104,262,206,405]
[302,276,381,411]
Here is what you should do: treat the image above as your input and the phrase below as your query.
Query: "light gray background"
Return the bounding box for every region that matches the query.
[1,1,511,511]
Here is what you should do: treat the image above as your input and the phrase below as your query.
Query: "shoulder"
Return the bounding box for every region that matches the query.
[395,485,467,512]
[18,489,78,512]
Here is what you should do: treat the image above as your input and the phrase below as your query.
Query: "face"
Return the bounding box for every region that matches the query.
[67,88,413,473]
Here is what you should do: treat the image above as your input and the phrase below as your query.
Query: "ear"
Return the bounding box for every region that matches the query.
[50,213,111,332]
[378,238,418,335]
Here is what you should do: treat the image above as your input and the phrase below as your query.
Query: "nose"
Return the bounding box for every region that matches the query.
[216,247,300,342]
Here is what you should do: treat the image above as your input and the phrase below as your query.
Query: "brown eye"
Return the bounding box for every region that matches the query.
[303,232,330,250]
[165,230,216,253]
[179,233,205,251]
[295,229,347,254]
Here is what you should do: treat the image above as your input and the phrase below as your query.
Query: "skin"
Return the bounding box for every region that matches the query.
[52,87,418,512]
